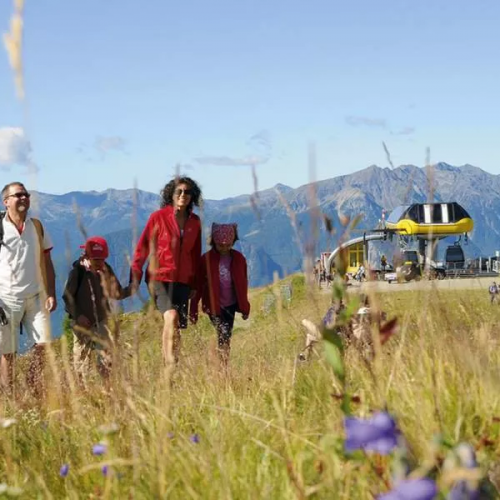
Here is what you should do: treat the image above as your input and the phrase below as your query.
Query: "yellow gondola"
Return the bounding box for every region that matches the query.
[385,202,473,236]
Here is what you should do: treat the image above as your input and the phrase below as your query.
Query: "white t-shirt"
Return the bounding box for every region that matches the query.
[0,216,53,298]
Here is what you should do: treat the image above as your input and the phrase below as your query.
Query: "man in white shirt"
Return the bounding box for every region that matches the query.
[0,182,57,396]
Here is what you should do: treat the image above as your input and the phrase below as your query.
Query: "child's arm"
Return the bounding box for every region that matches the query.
[240,255,250,320]
[104,264,132,300]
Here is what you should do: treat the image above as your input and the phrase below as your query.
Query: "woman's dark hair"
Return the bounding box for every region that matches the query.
[160,176,202,211]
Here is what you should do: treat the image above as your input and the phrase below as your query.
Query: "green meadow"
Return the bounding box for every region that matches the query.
[0,276,499,498]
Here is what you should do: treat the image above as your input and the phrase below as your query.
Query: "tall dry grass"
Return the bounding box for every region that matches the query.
[0,277,499,498]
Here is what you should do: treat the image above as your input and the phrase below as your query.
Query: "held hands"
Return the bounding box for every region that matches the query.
[126,276,140,296]
[242,313,249,321]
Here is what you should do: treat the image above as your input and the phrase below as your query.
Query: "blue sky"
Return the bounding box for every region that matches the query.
[1,0,500,200]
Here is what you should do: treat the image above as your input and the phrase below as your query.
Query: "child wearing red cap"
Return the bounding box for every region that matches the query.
[190,223,250,368]
[63,236,131,387]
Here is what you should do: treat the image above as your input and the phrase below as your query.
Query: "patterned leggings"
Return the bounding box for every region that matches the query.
[210,304,237,348]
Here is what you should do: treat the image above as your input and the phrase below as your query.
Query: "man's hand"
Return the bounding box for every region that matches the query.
[76,315,92,328]
[45,296,57,312]
[0,306,8,326]
[242,314,249,321]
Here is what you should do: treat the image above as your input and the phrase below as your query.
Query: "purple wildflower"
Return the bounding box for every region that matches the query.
[446,443,480,500]
[378,478,438,500]
[447,482,480,500]
[167,432,175,439]
[92,443,107,456]
[454,443,478,469]
[190,434,200,444]
[344,412,399,455]
[101,465,109,477]
[59,464,69,477]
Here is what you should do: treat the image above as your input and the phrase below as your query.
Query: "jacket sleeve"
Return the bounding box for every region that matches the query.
[62,267,80,318]
[238,254,251,317]
[190,221,202,290]
[131,215,154,284]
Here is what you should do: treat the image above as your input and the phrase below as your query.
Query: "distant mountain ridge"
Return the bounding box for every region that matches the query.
[26,162,500,335]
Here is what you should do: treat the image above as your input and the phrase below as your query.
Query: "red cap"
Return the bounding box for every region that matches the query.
[80,236,109,260]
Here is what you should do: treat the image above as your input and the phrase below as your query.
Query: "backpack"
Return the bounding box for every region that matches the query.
[64,264,85,319]
[64,261,112,319]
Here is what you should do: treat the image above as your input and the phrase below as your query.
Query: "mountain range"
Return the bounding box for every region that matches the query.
[24,162,500,335]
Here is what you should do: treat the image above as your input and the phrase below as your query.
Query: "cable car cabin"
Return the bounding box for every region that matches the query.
[385,202,473,236]
[346,242,365,275]
[329,242,366,276]
[445,245,465,270]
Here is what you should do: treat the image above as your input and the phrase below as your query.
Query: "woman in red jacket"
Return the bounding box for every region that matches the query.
[131,176,202,366]
[190,223,250,368]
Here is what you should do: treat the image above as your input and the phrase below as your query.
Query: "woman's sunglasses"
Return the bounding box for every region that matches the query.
[175,188,192,196]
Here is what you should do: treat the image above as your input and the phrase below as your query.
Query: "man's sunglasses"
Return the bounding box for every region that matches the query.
[5,192,30,200]
[174,188,192,196]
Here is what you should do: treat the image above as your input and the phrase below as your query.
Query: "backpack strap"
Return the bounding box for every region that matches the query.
[31,218,48,295]
[31,217,45,238]
[0,211,6,247]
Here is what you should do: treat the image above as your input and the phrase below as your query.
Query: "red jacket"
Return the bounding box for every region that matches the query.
[190,248,250,318]
[131,206,201,287]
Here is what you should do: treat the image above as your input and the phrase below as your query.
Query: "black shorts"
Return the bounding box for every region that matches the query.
[150,281,191,329]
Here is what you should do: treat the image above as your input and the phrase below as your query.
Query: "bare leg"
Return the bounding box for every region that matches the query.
[97,350,112,394]
[96,323,113,388]
[27,344,46,400]
[73,329,93,390]
[162,310,180,367]
[97,350,111,379]
[0,354,14,395]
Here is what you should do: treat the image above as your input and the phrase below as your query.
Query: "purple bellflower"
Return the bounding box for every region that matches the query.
[92,443,107,456]
[378,478,438,500]
[344,412,399,455]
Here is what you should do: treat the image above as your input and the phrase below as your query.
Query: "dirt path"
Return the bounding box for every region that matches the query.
[321,276,496,294]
